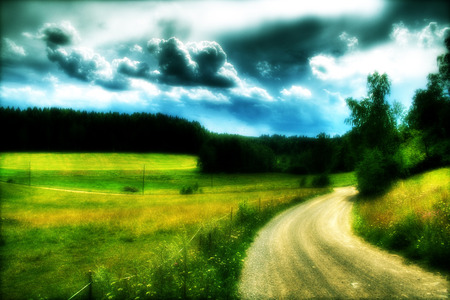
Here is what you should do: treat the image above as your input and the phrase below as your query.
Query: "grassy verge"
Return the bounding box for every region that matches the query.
[353,168,450,272]
[0,153,346,194]
[92,189,329,299]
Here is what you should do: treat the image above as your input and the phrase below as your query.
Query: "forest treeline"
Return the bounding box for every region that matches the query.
[0,106,354,174]
[0,108,206,154]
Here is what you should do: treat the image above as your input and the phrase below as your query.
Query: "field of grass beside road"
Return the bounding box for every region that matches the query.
[0,152,346,299]
[353,168,450,272]
[0,152,351,194]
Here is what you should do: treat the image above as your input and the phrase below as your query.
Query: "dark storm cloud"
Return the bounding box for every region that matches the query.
[218,18,354,89]
[36,21,240,91]
[38,22,80,48]
[147,37,240,87]
[47,47,128,90]
[219,1,449,88]
[31,21,130,90]
[115,57,152,79]
[45,42,129,90]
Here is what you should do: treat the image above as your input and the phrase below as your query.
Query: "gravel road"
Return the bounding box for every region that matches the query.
[239,187,449,299]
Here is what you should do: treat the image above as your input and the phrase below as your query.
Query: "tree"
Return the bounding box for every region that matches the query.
[345,72,400,195]
[406,35,450,168]
[346,72,398,154]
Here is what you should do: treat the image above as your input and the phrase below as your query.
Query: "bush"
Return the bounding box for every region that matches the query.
[180,183,199,195]
[123,186,139,193]
[311,173,330,188]
[299,177,307,188]
[236,200,258,224]
[356,149,398,195]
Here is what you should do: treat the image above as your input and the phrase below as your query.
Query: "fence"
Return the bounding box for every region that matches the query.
[64,192,306,300]
[66,210,228,300]
[68,271,92,300]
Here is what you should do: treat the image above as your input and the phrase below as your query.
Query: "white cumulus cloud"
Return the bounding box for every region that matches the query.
[280,85,312,99]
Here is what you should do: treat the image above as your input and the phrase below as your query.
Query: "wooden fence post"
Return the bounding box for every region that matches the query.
[142,164,145,195]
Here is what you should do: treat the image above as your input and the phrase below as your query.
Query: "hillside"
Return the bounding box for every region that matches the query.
[353,168,450,271]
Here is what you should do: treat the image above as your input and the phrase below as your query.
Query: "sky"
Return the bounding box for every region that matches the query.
[1,0,449,137]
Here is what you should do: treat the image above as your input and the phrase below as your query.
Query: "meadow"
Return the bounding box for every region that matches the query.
[353,168,450,272]
[0,153,353,299]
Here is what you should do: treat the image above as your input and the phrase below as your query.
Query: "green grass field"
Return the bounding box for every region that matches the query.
[0,152,356,194]
[353,168,450,271]
[0,153,354,299]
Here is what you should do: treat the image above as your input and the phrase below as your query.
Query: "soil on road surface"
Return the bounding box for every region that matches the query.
[239,187,449,299]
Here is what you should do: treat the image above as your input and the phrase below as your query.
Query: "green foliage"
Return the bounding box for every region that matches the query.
[236,200,259,224]
[355,196,450,270]
[0,107,207,153]
[299,176,307,187]
[122,186,139,193]
[179,183,200,195]
[311,173,331,188]
[356,149,396,195]
[346,72,404,194]
[397,130,427,174]
[346,72,398,154]
[198,135,275,173]
[353,169,450,271]
[405,36,450,171]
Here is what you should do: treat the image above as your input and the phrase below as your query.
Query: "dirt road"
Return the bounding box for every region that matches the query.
[239,187,449,299]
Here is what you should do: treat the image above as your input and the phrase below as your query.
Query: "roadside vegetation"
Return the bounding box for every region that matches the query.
[348,37,449,273]
[0,153,347,299]
[345,35,449,196]
[353,168,450,272]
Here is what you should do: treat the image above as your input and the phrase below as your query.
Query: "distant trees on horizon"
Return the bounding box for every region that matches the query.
[0,106,355,174]
[0,107,206,154]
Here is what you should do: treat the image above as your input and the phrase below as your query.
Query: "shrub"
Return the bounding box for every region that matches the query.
[123,186,139,193]
[356,149,398,195]
[180,183,199,195]
[299,177,307,188]
[311,173,330,188]
[236,200,258,224]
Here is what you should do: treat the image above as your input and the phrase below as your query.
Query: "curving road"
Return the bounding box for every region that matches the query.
[239,187,449,299]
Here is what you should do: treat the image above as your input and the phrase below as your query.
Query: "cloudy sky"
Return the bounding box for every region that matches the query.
[1,0,449,137]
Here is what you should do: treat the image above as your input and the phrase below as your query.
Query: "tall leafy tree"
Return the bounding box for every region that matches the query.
[406,35,450,167]
[346,72,398,154]
[345,72,400,195]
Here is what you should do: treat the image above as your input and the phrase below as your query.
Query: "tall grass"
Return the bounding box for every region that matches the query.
[0,151,338,299]
[91,189,328,299]
[353,168,450,271]
[0,159,334,299]
[1,183,327,299]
